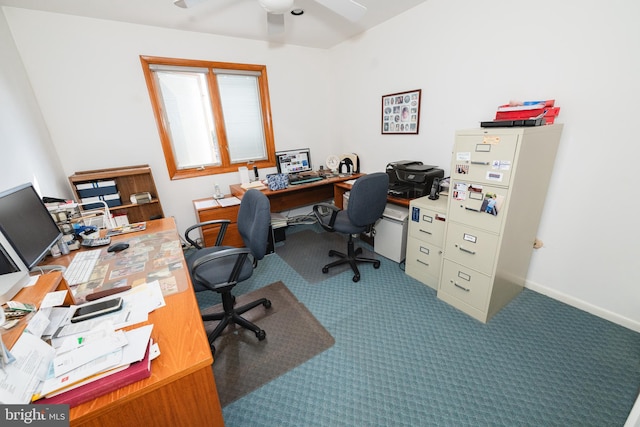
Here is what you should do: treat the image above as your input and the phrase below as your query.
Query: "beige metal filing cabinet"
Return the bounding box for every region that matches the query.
[405,196,448,290]
[438,125,563,322]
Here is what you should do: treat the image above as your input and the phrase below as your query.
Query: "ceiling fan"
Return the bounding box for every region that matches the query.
[175,0,367,35]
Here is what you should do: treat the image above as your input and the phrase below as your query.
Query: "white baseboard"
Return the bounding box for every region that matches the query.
[525,280,640,333]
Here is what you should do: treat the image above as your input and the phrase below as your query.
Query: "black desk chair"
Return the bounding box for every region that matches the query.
[184,189,272,355]
[313,172,389,282]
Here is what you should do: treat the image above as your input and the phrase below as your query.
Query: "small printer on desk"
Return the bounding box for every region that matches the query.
[386,161,444,199]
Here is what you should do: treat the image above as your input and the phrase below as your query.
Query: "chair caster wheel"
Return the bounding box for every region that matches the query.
[373,261,381,269]
[256,329,266,340]
[263,299,272,309]
[328,250,336,257]
[352,275,360,282]
[322,266,329,274]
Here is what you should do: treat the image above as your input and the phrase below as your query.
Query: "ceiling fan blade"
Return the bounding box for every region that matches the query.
[314,0,367,22]
[267,12,285,35]
[173,0,208,8]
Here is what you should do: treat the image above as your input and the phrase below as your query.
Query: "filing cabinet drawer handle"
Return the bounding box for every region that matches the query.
[456,245,476,255]
[417,259,430,267]
[471,161,490,165]
[464,206,481,212]
[419,228,432,235]
[453,282,471,292]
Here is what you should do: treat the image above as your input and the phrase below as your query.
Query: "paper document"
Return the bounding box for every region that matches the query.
[40,290,68,308]
[38,325,153,399]
[194,199,218,209]
[52,330,127,377]
[0,333,55,404]
[240,181,267,190]
[217,197,241,207]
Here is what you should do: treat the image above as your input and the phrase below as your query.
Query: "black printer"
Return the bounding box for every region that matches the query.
[386,161,444,199]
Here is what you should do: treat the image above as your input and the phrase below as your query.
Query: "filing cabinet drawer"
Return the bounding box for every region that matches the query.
[444,222,499,276]
[408,206,446,246]
[448,181,508,234]
[439,260,491,312]
[405,237,442,289]
[450,133,518,186]
[195,203,243,247]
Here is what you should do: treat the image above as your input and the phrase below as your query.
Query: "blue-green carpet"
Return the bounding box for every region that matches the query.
[195,225,640,427]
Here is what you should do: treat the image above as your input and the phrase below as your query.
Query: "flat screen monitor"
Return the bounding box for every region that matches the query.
[275,148,313,175]
[0,183,62,270]
[0,229,30,304]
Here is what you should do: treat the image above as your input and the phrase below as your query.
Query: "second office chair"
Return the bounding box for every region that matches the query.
[313,172,389,282]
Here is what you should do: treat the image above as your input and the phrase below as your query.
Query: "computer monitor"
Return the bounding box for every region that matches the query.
[0,183,62,270]
[0,228,30,304]
[275,148,313,174]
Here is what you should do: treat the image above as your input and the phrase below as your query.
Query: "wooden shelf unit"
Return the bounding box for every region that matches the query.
[69,165,164,224]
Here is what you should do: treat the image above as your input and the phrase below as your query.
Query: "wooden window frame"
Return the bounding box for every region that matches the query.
[140,55,276,180]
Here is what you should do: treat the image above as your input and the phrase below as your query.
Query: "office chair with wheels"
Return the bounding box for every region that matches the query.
[184,189,272,355]
[313,172,389,282]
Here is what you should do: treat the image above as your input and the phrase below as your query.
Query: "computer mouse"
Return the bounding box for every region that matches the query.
[107,242,129,253]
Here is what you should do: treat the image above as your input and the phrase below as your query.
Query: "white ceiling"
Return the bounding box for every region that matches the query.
[0,0,427,49]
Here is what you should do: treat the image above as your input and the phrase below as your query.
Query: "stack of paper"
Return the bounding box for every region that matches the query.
[240,181,267,190]
[270,213,288,229]
[0,281,166,405]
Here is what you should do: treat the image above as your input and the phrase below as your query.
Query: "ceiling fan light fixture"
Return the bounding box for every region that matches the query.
[258,0,295,14]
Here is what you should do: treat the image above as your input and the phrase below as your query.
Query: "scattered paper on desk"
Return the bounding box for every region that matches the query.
[194,199,218,209]
[120,325,153,365]
[24,309,51,338]
[345,179,357,185]
[40,290,68,308]
[25,275,38,287]
[52,330,127,377]
[0,332,55,404]
[39,348,123,397]
[240,181,267,190]
[217,197,241,207]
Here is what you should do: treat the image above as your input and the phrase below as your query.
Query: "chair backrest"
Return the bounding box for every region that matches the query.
[237,189,271,260]
[347,173,390,227]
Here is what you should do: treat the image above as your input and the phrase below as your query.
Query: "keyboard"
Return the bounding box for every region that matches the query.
[289,176,324,185]
[64,249,101,285]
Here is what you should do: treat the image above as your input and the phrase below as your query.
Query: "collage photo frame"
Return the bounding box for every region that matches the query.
[381,89,421,134]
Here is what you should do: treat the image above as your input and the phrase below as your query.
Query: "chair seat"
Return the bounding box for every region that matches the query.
[185,246,254,292]
[332,210,368,235]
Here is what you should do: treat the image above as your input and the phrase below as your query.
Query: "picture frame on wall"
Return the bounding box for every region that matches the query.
[381,89,421,134]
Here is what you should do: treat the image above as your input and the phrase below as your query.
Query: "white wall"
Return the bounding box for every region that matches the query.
[2,7,333,233]
[327,0,640,330]
[0,11,67,198]
[1,0,639,332]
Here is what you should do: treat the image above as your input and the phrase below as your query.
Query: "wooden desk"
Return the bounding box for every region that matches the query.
[333,181,411,210]
[230,174,363,212]
[193,197,243,248]
[8,218,224,427]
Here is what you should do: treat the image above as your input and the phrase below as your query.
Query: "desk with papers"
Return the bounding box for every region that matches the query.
[0,218,224,427]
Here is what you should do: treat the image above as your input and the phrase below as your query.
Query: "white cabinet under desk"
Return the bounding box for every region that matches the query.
[437,125,564,323]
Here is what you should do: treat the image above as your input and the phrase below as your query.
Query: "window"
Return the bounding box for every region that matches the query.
[140,56,276,180]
